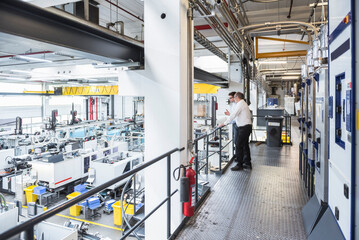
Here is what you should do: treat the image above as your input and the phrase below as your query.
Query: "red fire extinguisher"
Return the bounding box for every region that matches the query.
[183,157,196,217]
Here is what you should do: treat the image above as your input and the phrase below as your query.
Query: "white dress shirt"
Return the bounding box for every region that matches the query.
[224,99,252,127]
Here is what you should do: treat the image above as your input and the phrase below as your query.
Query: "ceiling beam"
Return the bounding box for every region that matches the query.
[0,0,144,64]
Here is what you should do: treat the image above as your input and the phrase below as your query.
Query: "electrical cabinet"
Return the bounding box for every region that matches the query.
[313,68,329,203]
[328,1,354,239]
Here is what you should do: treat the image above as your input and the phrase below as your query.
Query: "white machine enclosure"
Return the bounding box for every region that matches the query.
[31,154,91,189]
[35,222,78,240]
[0,149,14,170]
[0,207,18,235]
[31,141,128,189]
[90,151,143,190]
[314,68,329,203]
[328,1,353,239]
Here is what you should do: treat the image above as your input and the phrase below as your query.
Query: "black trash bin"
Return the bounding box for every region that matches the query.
[265,116,284,147]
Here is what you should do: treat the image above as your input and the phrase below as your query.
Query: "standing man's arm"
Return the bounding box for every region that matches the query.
[218,103,242,127]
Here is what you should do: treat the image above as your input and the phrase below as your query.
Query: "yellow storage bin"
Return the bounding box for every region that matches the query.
[24,185,37,204]
[113,201,134,226]
[67,192,81,217]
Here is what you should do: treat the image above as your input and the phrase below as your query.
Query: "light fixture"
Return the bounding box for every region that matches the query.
[258,61,287,64]
[14,55,53,63]
[1,76,28,81]
[281,76,300,80]
[283,72,301,75]
[11,70,32,74]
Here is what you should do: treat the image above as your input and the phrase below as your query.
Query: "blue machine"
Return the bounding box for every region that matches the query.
[266,98,278,106]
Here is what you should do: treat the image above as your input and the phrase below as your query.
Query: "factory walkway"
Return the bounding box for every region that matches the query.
[176,120,308,240]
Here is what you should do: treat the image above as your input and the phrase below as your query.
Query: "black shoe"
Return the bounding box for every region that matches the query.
[231,165,243,171]
[243,163,252,170]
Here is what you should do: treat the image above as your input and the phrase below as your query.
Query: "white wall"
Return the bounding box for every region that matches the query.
[117,0,190,239]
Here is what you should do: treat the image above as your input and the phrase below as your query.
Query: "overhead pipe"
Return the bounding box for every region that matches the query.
[187,6,194,150]
[192,0,243,58]
[236,0,250,26]
[301,0,320,40]
[215,0,253,57]
[194,0,238,53]
[239,21,319,37]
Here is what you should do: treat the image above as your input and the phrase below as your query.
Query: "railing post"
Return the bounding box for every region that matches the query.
[24,226,34,240]
[219,128,222,172]
[232,124,235,156]
[195,141,199,204]
[206,136,209,174]
[167,155,171,239]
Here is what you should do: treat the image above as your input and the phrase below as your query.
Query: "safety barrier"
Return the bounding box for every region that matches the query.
[193,125,234,204]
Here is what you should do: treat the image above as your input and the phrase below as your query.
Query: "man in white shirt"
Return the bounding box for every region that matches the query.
[219,92,252,170]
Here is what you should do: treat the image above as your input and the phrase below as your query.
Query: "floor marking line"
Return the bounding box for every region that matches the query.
[55,214,123,231]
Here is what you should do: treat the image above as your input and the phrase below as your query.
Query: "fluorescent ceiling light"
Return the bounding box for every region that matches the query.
[283,72,301,75]
[1,76,28,81]
[258,61,287,64]
[282,76,300,80]
[11,70,32,74]
[15,55,53,63]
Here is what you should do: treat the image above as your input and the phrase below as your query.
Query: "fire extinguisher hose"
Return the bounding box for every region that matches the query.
[173,164,187,181]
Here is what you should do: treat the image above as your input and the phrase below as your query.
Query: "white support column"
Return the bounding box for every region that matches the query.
[117,0,191,239]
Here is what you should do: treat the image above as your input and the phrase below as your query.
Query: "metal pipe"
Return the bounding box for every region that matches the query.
[167,155,171,239]
[188,7,194,150]
[216,0,253,56]
[84,0,89,21]
[117,21,124,34]
[239,21,319,37]
[192,0,243,59]
[301,0,320,40]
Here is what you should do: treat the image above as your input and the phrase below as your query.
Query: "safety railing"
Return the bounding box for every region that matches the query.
[250,113,292,145]
[193,125,234,204]
[0,147,185,240]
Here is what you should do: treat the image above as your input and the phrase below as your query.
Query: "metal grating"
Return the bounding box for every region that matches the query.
[175,121,307,240]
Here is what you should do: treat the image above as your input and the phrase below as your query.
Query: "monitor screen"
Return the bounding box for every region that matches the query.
[84,157,90,173]
[113,147,118,153]
[103,149,111,156]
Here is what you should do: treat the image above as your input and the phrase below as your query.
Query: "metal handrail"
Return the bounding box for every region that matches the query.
[0,147,185,240]
[193,125,233,203]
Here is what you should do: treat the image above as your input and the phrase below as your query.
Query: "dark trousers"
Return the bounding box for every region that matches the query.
[235,124,252,165]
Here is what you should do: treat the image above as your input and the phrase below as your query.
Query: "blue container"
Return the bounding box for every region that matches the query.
[74,184,87,194]
[105,199,116,211]
[33,186,46,195]
[88,197,101,210]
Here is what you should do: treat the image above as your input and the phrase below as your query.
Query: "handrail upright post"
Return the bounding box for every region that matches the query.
[195,141,199,204]
[219,128,222,172]
[232,124,235,156]
[24,226,34,240]
[206,135,209,174]
[167,155,171,239]
[289,115,292,144]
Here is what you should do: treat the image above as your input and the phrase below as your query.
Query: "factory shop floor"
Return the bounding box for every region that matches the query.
[175,120,308,240]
